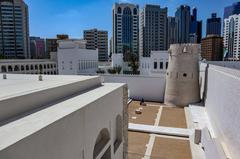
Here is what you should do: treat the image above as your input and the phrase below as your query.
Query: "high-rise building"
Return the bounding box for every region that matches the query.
[139,5,167,57]
[224,2,240,19]
[46,34,69,58]
[112,3,139,61]
[109,37,113,59]
[167,17,177,48]
[30,37,45,59]
[206,13,221,36]
[84,29,108,62]
[189,8,202,43]
[223,14,240,61]
[46,39,58,58]
[201,35,223,61]
[0,0,29,59]
[196,20,202,43]
[175,5,191,43]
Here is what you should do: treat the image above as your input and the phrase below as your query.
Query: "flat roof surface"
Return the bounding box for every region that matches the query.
[128,101,187,128]
[152,136,192,159]
[128,101,160,125]
[0,74,99,101]
[128,101,192,158]
[128,132,192,159]
[128,132,149,159]
[159,107,187,128]
[0,82,125,150]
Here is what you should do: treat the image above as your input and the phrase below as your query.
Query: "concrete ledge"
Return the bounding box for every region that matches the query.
[0,74,102,124]
[0,83,125,151]
[129,123,194,138]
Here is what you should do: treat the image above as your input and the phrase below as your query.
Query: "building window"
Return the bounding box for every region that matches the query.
[93,128,110,159]
[114,115,122,153]
[160,62,163,69]
[117,7,122,14]
[154,62,157,69]
[166,62,168,69]
[133,8,138,15]
[183,73,187,77]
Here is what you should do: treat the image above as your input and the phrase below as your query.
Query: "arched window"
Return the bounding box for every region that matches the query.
[39,64,43,70]
[1,66,7,72]
[93,128,110,159]
[26,65,29,71]
[14,65,20,72]
[30,65,34,70]
[8,65,13,72]
[35,65,38,70]
[183,73,187,77]
[133,8,137,15]
[123,7,131,15]
[114,115,122,153]
[117,7,122,14]
[21,65,25,71]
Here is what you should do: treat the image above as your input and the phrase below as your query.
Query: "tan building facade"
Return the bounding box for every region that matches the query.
[84,29,108,62]
[201,35,223,61]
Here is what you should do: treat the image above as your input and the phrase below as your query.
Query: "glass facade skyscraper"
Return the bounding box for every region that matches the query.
[112,3,139,61]
[175,6,201,44]
[0,0,29,59]
[175,5,191,43]
[224,2,240,19]
[206,13,221,36]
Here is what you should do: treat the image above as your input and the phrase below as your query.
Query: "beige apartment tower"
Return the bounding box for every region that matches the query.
[84,29,108,62]
[165,44,200,107]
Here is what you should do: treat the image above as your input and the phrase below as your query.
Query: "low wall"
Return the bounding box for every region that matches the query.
[101,74,166,102]
[204,64,240,159]
[205,61,240,70]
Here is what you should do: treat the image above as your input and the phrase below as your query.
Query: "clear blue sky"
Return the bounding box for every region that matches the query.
[25,0,239,39]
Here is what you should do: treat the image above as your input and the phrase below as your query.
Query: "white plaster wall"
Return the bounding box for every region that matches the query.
[0,76,101,124]
[0,84,125,159]
[58,48,98,75]
[140,51,169,76]
[205,61,240,70]
[204,64,240,159]
[112,54,123,68]
[102,74,166,102]
[199,62,208,100]
[0,60,57,74]
[140,57,151,76]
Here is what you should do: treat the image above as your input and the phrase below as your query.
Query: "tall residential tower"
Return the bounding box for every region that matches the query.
[84,29,108,62]
[139,4,167,57]
[112,3,139,61]
[223,14,240,61]
[0,0,29,59]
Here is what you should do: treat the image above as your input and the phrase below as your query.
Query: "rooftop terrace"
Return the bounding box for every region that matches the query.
[128,101,194,159]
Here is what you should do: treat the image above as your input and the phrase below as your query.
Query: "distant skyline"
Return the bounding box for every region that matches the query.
[25,0,239,39]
